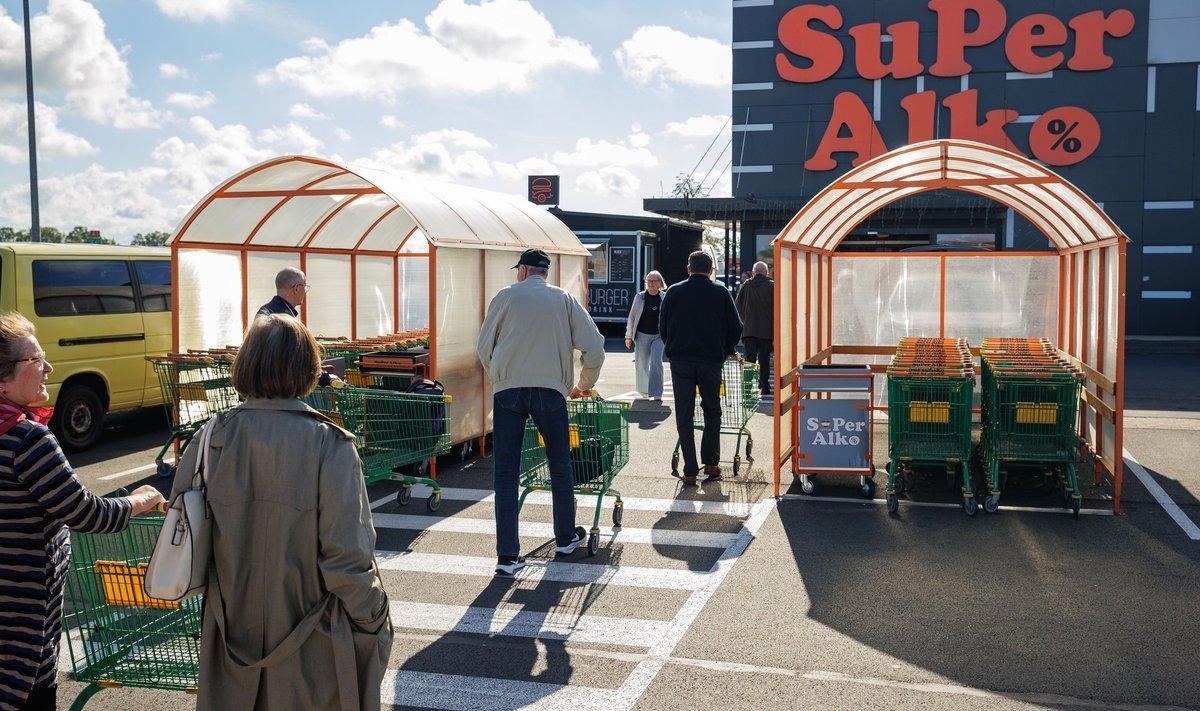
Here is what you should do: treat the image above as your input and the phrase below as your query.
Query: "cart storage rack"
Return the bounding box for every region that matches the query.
[147,354,239,479]
[64,515,201,710]
[980,337,1085,516]
[318,330,430,387]
[519,398,630,556]
[886,338,977,515]
[670,358,760,477]
[304,385,452,511]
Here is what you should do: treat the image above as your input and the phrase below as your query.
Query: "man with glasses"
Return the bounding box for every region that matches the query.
[257,267,309,318]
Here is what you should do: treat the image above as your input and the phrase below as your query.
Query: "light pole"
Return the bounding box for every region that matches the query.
[22,0,40,242]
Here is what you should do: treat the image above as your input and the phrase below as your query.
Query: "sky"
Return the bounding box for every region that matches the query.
[0,0,734,242]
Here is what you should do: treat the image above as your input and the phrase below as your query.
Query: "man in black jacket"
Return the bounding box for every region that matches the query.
[735,261,774,398]
[660,250,743,485]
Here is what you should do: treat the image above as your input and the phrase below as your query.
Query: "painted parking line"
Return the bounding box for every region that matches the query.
[388,485,756,517]
[389,601,669,648]
[97,462,157,481]
[375,550,711,590]
[382,669,615,711]
[371,512,738,549]
[1124,448,1200,540]
[779,494,1116,516]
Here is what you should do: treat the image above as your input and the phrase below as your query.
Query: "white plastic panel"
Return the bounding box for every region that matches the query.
[1104,246,1119,382]
[399,230,430,254]
[397,257,429,332]
[180,197,278,244]
[944,256,1058,342]
[778,248,793,383]
[256,195,346,247]
[355,256,395,337]
[229,160,337,191]
[308,172,372,190]
[245,251,300,325]
[356,207,416,253]
[559,254,587,304]
[177,249,243,350]
[794,249,808,360]
[808,252,820,352]
[831,257,941,346]
[435,249,485,443]
[305,254,351,338]
[308,194,395,249]
[848,144,941,184]
[1072,252,1084,357]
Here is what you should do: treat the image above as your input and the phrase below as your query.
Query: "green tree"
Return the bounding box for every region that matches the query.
[131,231,171,247]
[38,227,64,243]
[0,227,23,242]
[671,173,705,199]
[66,225,90,243]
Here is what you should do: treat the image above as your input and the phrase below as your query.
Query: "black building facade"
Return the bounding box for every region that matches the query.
[646,0,1199,338]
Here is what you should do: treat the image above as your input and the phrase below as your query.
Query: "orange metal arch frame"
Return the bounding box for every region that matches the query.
[771,140,1127,514]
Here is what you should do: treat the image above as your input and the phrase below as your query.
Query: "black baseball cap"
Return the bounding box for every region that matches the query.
[513,248,551,269]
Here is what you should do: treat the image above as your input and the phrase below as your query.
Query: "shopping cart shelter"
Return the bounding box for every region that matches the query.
[772,139,1127,512]
[167,155,591,446]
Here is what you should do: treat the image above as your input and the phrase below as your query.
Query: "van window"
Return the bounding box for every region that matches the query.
[134,260,171,312]
[32,260,136,316]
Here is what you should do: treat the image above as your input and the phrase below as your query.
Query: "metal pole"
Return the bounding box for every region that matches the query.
[724,221,730,286]
[23,0,40,242]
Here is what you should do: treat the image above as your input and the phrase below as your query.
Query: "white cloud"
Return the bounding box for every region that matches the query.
[334,128,351,142]
[380,115,404,129]
[0,0,159,128]
[165,91,215,110]
[258,0,599,100]
[0,164,177,237]
[155,0,243,22]
[288,103,327,121]
[629,124,651,148]
[151,117,274,197]
[412,128,492,151]
[354,130,495,181]
[0,100,98,163]
[664,114,729,139]
[158,62,191,80]
[256,122,324,155]
[553,137,657,169]
[614,26,730,89]
[493,156,557,181]
[200,52,222,62]
[575,166,640,198]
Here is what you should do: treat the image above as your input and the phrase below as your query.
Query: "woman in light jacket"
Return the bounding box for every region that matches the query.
[624,271,667,400]
[171,314,392,711]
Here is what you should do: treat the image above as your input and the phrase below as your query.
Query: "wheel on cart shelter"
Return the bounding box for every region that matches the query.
[156,460,176,479]
[452,440,474,463]
[397,486,412,506]
[587,529,599,556]
[427,492,441,512]
[984,495,1000,514]
[1070,498,1081,519]
[670,451,679,475]
[886,495,899,514]
[612,500,623,527]
[745,436,753,461]
[732,455,741,477]
[963,496,979,516]
[800,475,819,496]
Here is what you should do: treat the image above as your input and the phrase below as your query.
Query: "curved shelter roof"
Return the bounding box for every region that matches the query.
[775,139,1125,253]
[171,155,588,256]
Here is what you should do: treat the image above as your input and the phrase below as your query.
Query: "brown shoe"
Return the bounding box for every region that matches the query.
[703,465,722,481]
[682,474,698,486]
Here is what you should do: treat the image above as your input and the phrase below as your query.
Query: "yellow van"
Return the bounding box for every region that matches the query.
[0,243,171,450]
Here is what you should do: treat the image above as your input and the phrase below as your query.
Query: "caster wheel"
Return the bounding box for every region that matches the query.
[427,492,441,512]
[732,457,741,477]
[984,495,999,514]
[1070,499,1081,519]
[944,469,958,492]
[410,460,429,478]
[156,461,176,479]
[800,476,818,496]
[886,495,899,514]
[454,441,474,463]
[587,531,599,557]
[860,478,876,499]
[963,497,979,517]
[397,486,412,506]
[746,438,753,461]
[612,502,623,527]
[894,473,908,496]
[670,453,679,474]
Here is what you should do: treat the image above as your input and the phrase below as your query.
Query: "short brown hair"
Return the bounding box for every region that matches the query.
[0,312,37,381]
[232,315,321,399]
[687,250,713,274]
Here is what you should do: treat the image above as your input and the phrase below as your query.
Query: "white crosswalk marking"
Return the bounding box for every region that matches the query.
[390,484,756,517]
[375,551,711,590]
[372,512,738,549]
[381,670,616,711]
[389,601,670,648]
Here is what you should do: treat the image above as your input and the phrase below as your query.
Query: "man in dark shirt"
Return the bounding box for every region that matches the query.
[660,251,743,485]
[257,267,306,318]
[735,261,774,398]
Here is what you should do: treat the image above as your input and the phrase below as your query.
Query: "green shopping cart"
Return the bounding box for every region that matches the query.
[304,385,453,511]
[670,358,759,477]
[885,372,976,514]
[518,398,630,556]
[63,515,201,710]
[147,354,239,479]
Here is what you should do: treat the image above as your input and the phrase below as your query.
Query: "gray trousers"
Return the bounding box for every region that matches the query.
[634,331,665,397]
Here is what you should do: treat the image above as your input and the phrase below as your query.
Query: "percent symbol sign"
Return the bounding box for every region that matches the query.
[1030,107,1100,167]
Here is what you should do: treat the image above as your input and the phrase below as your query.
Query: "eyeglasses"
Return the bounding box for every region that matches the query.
[8,353,47,367]
[294,283,310,293]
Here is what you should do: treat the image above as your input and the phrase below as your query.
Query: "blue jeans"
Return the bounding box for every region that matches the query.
[492,387,577,557]
[633,331,665,397]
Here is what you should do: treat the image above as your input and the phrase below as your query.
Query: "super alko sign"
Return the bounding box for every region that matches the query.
[777,0,1134,170]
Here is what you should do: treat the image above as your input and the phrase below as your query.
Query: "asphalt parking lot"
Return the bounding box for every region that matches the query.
[61,343,1200,710]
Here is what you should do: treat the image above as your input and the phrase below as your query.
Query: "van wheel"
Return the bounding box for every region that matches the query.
[51,384,104,452]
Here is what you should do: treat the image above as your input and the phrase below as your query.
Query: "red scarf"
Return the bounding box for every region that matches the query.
[0,398,53,438]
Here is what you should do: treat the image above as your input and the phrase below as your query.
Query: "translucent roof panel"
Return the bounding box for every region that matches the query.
[776,139,1122,253]
[172,156,588,256]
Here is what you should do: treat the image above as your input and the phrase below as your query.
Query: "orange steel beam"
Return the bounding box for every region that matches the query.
[171,242,180,352]
[824,255,832,354]
[213,187,383,199]
[790,244,800,484]
[1058,254,1067,346]
[298,251,307,326]
[350,254,358,340]
[428,246,438,481]
[773,238,783,497]
[1094,247,1108,485]
[240,249,248,333]
[1080,249,1091,466]
[1114,240,1126,514]
[176,241,400,258]
[392,257,399,335]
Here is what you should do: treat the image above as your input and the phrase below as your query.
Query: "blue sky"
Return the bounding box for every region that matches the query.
[0,0,734,240]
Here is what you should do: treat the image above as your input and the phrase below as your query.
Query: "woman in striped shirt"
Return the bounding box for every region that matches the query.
[0,312,164,711]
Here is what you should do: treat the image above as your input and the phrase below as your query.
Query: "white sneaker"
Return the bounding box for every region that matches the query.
[554,527,587,556]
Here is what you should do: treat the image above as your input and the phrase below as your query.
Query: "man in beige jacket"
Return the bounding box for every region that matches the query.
[476,249,605,575]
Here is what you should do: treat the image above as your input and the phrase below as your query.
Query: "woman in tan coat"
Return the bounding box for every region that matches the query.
[171,314,392,711]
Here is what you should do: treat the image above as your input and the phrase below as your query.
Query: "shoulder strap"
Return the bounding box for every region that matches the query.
[190,415,219,490]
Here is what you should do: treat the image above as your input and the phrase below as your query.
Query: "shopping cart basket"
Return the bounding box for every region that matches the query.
[518,398,630,556]
[63,515,201,710]
[886,372,976,514]
[147,354,239,479]
[308,386,453,511]
[670,358,759,477]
